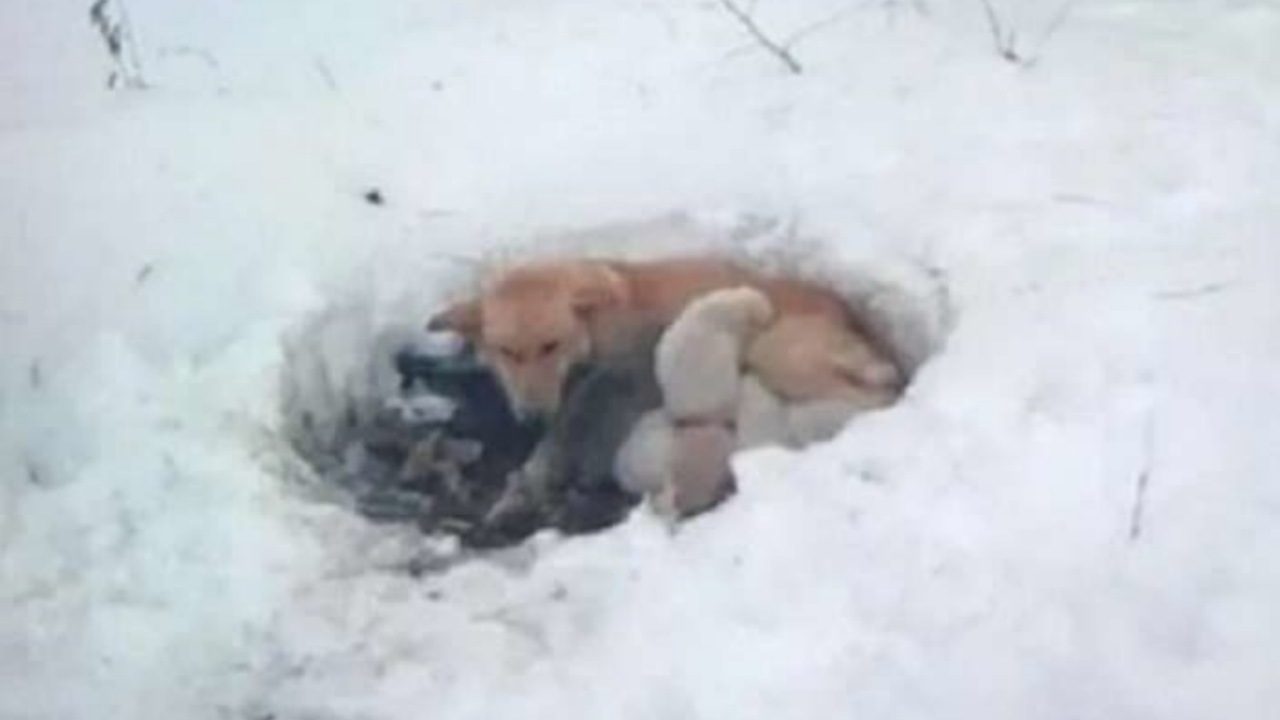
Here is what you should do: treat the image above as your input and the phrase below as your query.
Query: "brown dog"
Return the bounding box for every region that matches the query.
[428,255,902,419]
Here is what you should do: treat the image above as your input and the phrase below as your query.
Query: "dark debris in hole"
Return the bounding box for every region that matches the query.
[331,337,644,554]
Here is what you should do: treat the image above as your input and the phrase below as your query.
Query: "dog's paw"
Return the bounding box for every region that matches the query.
[472,477,547,548]
[484,471,542,524]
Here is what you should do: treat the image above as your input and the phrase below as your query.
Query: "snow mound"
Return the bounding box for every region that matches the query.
[6,0,1279,717]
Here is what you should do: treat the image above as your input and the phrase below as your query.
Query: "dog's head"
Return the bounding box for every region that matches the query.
[428,260,628,419]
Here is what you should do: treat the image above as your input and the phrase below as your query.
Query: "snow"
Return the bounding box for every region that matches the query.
[2,0,1279,719]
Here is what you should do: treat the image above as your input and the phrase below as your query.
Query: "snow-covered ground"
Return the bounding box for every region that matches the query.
[2,1,1279,718]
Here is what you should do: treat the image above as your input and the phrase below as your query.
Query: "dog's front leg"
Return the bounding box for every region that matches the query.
[484,437,554,525]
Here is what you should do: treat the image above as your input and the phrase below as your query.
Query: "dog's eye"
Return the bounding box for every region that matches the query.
[539,341,560,357]
[499,347,522,363]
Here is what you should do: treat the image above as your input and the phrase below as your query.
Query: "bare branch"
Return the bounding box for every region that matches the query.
[719,0,803,75]
[1155,281,1234,301]
[313,58,338,92]
[89,0,148,89]
[980,0,1006,49]
[979,0,1025,65]
[980,0,1075,67]
[24,457,47,487]
[1128,412,1155,542]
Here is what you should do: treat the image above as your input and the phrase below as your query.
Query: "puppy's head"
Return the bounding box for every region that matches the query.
[429,260,627,419]
[699,286,774,336]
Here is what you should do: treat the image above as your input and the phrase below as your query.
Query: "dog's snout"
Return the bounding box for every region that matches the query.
[510,398,556,425]
[516,411,552,435]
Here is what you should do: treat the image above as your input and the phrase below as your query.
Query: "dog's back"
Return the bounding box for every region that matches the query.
[610,257,850,325]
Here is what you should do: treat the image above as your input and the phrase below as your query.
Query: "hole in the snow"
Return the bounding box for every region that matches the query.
[277,213,951,565]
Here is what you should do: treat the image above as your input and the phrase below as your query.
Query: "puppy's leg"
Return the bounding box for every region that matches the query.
[746,315,901,408]
[614,410,674,496]
[663,423,737,519]
[736,376,791,450]
[786,398,866,446]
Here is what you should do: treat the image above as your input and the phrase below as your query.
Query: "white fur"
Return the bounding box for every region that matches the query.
[656,286,774,423]
[785,398,861,445]
[736,375,790,450]
[615,412,736,521]
[613,410,674,496]
[735,375,862,450]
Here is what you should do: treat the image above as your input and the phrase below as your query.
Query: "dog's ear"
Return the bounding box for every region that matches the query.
[570,264,628,316]
[427,299,483,340]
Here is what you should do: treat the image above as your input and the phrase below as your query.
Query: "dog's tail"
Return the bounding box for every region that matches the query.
[831,353,903,391]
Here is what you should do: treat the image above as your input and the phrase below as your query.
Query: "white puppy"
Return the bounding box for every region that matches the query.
[656,286,775,424]
[736,375,867,450]
[787,397,867,445]
[656,423,737,518]
[614,411,737,520]
[613,410,673,497]
[735,375,790,450]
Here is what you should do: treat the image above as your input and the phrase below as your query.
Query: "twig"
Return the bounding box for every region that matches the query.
[979,0,1024,65]
[24,457,48,487]
[980,0,1075,67]
[719,0,803,75]
[113,0,146,84]
[313,58,338,92]
[1154,281,1233,301]
[89,0,148,89]
[1127,412,1155,542]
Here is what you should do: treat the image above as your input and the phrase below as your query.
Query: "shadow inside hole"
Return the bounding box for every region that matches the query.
[278,218,951,564]
[282,319,649,553]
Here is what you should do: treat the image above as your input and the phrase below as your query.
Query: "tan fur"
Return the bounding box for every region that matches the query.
[429,255,901,416]
[746,314,901,407]
[429,260,628,417]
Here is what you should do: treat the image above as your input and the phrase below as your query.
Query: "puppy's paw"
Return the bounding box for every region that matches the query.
[646,482,683,534]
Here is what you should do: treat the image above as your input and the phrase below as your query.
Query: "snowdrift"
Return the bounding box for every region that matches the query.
[2,1,1279,719]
